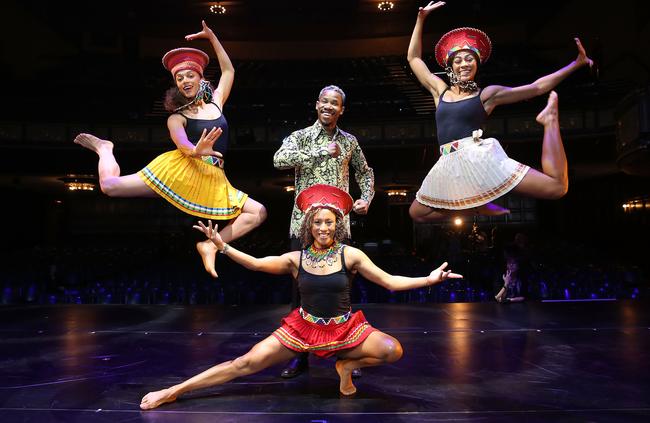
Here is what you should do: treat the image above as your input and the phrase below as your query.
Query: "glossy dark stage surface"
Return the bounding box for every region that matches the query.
[1,301,649,422]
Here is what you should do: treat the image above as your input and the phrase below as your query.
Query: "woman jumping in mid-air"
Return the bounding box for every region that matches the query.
[407,1,593,222]
[75,21,266,277]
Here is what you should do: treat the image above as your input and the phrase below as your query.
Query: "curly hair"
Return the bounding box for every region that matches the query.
[299,207,347,249]
[163,80,215,112]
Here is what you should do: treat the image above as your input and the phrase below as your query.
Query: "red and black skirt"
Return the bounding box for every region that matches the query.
[272,308,376,358]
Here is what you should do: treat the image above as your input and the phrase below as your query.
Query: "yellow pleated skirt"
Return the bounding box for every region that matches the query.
[138,150,248,219]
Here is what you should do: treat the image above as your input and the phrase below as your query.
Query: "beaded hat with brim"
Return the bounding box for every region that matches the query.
[435,27,492,68]
[296,184,353,217]
[162,47,209,77]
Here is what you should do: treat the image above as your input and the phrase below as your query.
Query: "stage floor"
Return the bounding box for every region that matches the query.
[1,300,649,422]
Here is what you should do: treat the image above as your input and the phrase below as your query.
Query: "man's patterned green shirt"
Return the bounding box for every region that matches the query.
[273,121,375,239]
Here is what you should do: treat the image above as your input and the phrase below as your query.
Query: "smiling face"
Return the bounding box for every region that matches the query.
[310,208,338,249]
[174,69,202,99]
[450,50,479,81]
[315,90,344,128]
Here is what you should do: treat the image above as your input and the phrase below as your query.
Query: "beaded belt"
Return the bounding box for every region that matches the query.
[201,156,225,169]
[439,129,484,155]
[299,307,352,325]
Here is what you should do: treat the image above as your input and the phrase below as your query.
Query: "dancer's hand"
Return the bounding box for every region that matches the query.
[193,127,224,158]
[193,220,226,250]
[574,37,593,68]
[352,199,369,215]
[502,269,514,287]
[327,142,341,158]
[427,262,463,285]
[418,1,446,18]
[185,20,216,42]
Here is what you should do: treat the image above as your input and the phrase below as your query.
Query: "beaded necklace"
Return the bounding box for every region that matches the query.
[174,80,214,113]
[304,242,341,268]
[445,66,479,93]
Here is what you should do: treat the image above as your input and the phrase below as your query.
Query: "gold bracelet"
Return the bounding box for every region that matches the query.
[219,243,229,254]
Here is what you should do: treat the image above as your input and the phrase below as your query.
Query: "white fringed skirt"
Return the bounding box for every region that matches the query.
[416,131,529,210]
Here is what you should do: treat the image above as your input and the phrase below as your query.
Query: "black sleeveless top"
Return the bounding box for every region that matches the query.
[435,88,488,145]
[178,102,229,157]
[298,246,353,318]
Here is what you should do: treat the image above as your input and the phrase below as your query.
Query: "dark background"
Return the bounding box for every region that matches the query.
[0,0,648,305]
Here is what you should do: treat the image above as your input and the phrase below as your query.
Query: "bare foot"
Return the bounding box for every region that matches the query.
[140,387,177,410]
[197,240,218,278]
[74,133,113,154]
[477,202,510,216]
[335,360,357,396]
[536,91,559,126]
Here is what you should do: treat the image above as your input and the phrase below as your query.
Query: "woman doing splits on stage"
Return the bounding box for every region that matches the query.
[74,21,266,277]
[139,184,462,409]
[407,1,593,222]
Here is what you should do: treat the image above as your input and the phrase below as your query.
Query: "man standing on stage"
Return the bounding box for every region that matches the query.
[273,85,375,378]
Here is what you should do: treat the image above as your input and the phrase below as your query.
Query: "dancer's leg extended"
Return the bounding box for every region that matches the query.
[513,91,568,199]
[335,331,403,395]
[140,335,296,410]
[74,133,156,197]
[409,200,508,224]
[197,198,267,277]
[409,201,448,223]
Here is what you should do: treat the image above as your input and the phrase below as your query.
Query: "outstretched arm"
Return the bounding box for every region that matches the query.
[193,221,298,276]
[185,20,235,108]
[345,247,462,291]
[482,38,593,113]
[407,1,448,101]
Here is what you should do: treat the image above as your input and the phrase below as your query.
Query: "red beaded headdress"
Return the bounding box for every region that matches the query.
[435,27,492,68]
[162,47,209,77]
[296,184,353,217]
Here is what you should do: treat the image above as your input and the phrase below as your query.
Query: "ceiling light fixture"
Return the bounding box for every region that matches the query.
[378,1,394,12]
[210,3,226,15]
